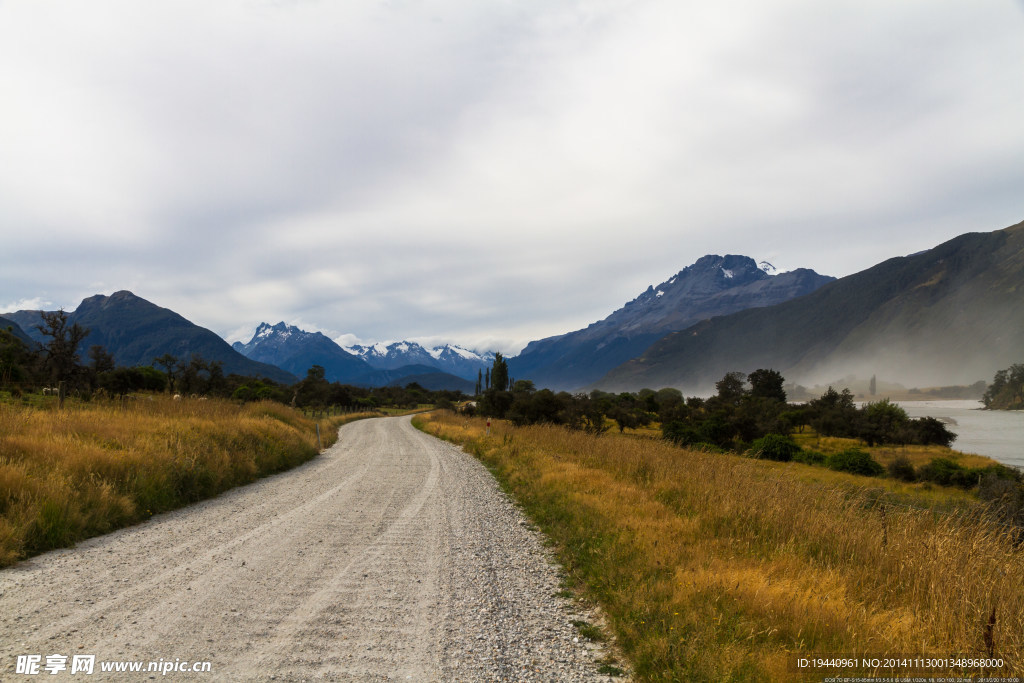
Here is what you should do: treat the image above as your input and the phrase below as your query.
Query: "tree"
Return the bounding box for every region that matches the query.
[88,345,116,374]
[983,364,1024,410]
[36,309,89,387]
[0,327,36,386]
[714,371,747,406]
[475,369,482,396]
[295,364,330,407]
[490,353,509,393]
[153,354,179,393]
[748,368,786,403]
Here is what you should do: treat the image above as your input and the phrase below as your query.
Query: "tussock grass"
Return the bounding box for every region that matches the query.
[416,411,1024,681]
[0,396,376,567]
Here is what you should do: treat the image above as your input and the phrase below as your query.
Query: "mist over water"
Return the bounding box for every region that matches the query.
[896,400,1024,469]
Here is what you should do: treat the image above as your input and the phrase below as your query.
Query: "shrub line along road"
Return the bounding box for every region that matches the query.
[0,416,619,681]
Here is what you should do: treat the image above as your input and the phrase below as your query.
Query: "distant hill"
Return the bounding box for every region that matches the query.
[384,371,475,393]
[0,316,35,346]
[7,291,296,384]
[349,363,471,391]
[509,255,834,390]
[233,322,372,384]
[597,220,1024,393]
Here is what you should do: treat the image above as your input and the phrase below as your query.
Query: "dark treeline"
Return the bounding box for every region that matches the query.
[0,313,463,410]
[476,365,956,450]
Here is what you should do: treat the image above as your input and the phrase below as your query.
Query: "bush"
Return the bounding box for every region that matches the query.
[793,450,827,466]
[910,417,956,447]
[827,448,885,477]
[918,458,969,487]
[919,459,1019,489]
[749,433,800,462]
[887,456,917,482]
[663,421,701,447]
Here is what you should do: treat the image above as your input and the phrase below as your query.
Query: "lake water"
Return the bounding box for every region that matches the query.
[894,400,1024,470]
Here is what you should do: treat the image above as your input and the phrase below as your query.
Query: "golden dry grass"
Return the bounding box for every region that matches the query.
[0,396,376,567]
[416,411,1024,681]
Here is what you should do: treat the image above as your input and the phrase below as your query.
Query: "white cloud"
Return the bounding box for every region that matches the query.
[1,297,54,314]
[1,1,1022,353]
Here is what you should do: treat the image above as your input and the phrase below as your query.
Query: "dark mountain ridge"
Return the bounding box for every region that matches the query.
[7,291,296,385]
[0,316,35,346]
[597,220,1024,393]
[510,255,834,390]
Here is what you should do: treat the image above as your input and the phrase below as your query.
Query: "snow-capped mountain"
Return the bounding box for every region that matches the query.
[233,322,498,385]
[232,322,372,384]
[344,341,437,371]
[344,341,495,380]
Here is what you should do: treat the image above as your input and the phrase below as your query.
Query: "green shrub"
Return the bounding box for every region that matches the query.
[793,450,827,466]
[827,448,885,477]
[887,455,917,482]
[918,458,968,487]
[749,433,800,462]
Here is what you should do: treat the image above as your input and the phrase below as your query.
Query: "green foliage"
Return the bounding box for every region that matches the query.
[0,327,35,385]
[887,456,917,482]
[98,366,167,396]
[805,387,956,447]
[661,369,791,450]
[490,352,510,392]
[749,433,801,462]
[793,449,827,466]
[827,449,885,477]
[916,458,1019,489]
[748,368,787,403]
[983,363,1024,410]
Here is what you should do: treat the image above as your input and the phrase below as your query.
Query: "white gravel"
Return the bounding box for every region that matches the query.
[0,415,626,681]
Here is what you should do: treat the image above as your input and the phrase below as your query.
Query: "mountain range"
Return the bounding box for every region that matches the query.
[231,323,372,384]
[597,219,1024,393]
[4,219,1021,395]
[509,255,835,390]
[231,322,493,390]
[344,341,495,380]
[5,291,297,384]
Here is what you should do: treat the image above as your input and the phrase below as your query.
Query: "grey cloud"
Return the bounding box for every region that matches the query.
[2,1,1022,354]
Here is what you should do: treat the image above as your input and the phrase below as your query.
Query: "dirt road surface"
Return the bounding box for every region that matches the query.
[0,416,622,681]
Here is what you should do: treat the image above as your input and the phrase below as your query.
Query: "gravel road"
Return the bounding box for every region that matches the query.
[0,416,624,681]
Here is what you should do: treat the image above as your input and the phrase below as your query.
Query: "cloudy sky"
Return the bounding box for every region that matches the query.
[2,1,1022,354]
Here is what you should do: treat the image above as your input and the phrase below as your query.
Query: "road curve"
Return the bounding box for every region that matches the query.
[0,416,619,681]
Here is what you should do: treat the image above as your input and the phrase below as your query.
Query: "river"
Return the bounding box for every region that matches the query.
[894,400,1024,469]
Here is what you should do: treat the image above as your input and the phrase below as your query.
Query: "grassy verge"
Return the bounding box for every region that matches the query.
[415,411,1024,681]
[0,395,377,567]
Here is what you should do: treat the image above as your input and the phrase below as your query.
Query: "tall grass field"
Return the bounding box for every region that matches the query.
[415,411,1024,681]
[0,395,376,567]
